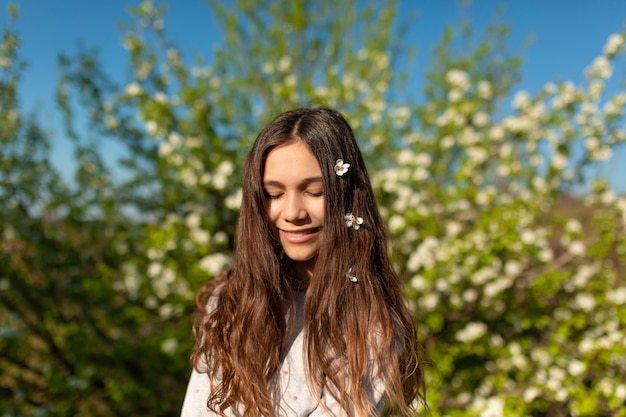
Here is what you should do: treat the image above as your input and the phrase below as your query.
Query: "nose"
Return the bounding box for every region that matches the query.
[282,193,307,222]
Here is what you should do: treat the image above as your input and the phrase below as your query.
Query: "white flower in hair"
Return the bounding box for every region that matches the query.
[345,213,363,230]
[334,159,350,176]
[346,266,358,283]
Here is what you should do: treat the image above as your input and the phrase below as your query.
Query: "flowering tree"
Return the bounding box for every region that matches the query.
[383,27,626,417]
[1,0,625,416]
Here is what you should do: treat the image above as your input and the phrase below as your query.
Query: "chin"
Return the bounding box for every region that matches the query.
[285,252,317,263]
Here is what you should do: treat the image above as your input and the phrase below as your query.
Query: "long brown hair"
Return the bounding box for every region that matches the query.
[192,108,425,416]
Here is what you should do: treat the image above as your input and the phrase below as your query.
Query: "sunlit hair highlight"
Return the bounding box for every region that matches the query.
[192,108,425,417]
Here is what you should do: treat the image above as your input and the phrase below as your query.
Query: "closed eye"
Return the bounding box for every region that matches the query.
[264,191,283,200]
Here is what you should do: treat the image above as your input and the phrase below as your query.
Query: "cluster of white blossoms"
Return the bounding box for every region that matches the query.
[604,33,625,56]
[455,321,488,343]
[198,253,232,276]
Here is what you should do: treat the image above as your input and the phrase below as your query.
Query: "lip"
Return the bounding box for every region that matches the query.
[279,227,322,243]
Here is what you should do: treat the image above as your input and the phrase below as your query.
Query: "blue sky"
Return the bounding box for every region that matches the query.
[3,0,626,191]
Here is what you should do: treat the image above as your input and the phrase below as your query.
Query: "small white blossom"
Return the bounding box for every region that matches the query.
[570,264,597,289]
[565,218,582,234]
[440,135,455,149]
[446,221,463,237]
[199,253,231,276]
[448,89,464,102]
[573,293,596,311]
[407,237,439,271]
[504,260,523,277]
[190,229,210,245]
[585,136,600,151]
[496,164,510,177]
[568,240,586,257]
[345,213,364,230]
[225,188,243,210]
[180,168,198,187]
[551,153,567,170]
[587,56,613,79]
[410,275,428,291]
[214,231,228,245]
[145,296,158,309]
[456,322,488,343]
[592,147,612,161]
[524,387,541,402]
[512,90,531,109]
[488,126,505,144]
[484,278,511,298]
[185,212,201,229]
[532,176,547,191]
[538,247,554,262]
[502,115,533,133]
[209,76,221,89]
[105,115,119,130]
[334,159,350,176]
[437,107,464,126]
[589,79,604,101]
[262,61,275,74]
[579,338,595,354]
[568,360,586,377]
[520,230,536,245]
[472,266,496,285]
[476,80,492,99]
[375,52,390,69]
[603,33,624,55]
[607,287,626,304]
[154,91,168,103]
[472,112,490,127]
[481,397,504,417]
[278,56,292,72]
[390,106,411,122]
[159,303,173,319]
[446,69,470,91]
[145,120,159,136]
[415,153,432,167]
[463,288,478,303]
[421,293,439,310]
[459,127,479,146]
[125,82,142,96]
[285,73,297,87]
[161,268,175,284]
[467,147,488,164]
[147,262,163,278]
[161,338,178,355]
[388,215,406,233]
[213,161,234,190]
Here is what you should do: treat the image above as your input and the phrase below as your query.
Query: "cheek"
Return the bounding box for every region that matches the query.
[266,200,279,222]
[314,199,326,221]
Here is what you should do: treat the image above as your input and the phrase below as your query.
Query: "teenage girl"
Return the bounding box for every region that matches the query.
[181,107,425,417]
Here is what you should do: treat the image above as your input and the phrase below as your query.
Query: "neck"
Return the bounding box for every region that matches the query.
[290,259,315,292]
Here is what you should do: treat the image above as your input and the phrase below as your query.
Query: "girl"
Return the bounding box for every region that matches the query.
[181,108,425,417]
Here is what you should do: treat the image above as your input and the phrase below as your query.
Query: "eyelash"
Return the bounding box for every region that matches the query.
[264,191,323,199]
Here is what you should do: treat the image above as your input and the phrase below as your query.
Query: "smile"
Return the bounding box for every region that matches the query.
[280,227,322,243]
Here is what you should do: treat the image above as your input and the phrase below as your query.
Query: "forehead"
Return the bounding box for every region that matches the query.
[263,141,322,180]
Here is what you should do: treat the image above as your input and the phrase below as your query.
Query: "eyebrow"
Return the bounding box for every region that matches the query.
[262,176,323,187]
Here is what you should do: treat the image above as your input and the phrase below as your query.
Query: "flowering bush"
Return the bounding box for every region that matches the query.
[1,0,625,415]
